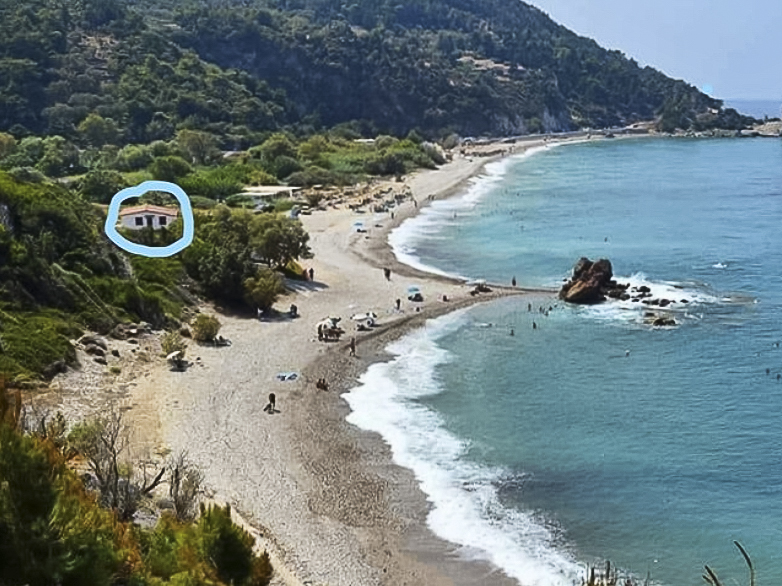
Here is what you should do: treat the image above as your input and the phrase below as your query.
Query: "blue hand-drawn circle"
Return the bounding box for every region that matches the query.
[104,181,195,258]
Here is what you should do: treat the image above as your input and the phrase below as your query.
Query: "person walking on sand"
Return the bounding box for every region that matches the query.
[395,298,401,311]
[308,267,314,281]
[384,267,391,281]
[349,336,356,356]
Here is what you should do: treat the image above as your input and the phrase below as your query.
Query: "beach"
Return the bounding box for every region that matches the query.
[41,135,589,586]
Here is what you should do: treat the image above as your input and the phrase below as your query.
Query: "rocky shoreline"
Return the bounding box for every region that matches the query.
[559,257,683,326]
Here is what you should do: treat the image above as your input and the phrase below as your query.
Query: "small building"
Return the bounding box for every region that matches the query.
[118,204,179,230]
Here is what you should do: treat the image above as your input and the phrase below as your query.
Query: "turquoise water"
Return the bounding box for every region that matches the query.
[347,138,782,586]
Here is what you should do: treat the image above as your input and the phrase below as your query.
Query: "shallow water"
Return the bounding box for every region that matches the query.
[348,138,782,585]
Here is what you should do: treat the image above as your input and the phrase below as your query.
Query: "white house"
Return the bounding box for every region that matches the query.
[118,204,179,230]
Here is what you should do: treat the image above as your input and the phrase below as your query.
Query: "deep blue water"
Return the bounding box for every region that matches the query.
[347,138,782,586]
[725,99,781,120]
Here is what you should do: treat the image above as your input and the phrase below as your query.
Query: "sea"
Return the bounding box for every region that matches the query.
[344,137,782,586]
[725,99,781,120]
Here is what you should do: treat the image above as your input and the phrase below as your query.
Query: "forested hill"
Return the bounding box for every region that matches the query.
[0,0,750,141]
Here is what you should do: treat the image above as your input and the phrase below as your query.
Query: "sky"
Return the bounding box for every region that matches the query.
[528,0,782,101]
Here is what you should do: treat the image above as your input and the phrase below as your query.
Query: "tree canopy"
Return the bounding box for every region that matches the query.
[0,0,747,141]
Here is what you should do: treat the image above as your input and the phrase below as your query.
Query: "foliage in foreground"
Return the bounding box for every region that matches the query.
[0,388,272,586]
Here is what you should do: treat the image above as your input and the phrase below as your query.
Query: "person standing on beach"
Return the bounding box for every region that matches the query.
[264,392,276,413]
[309,267,314,281]
[511,276,516,287]
[395,298,401,311]
[384,267,391,280]
[349,336,356,356]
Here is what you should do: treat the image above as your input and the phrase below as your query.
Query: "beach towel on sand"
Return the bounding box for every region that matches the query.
[275,372,299,382]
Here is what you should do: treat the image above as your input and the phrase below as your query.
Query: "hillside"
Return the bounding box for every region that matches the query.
[0,0,754,142]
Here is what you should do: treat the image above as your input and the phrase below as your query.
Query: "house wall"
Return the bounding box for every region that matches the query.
[119,213,176,230]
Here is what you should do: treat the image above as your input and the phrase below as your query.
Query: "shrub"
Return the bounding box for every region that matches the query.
[161,331,187,356]
[7,166,46,183]
[190,195,217,209]
[224,194,255,208]
[115,144,153,171]
[196,504,272,586]
[191,314,221,343]
[286,166,335,187]
[79,169,128,203]
[243,269,285,311]
[149,156,193,182]
[274,155,303,179]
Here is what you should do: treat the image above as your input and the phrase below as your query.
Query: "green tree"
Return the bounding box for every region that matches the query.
[250,215,312,269]
[77,113,121,147]
[176,129,220,165]
[79,169,127,203]
[243,269,285,311]
[36,136,81,177]
[196,504,272,586]
[251,133,297,163]
[149,156,193,182]
[114,144,153,171]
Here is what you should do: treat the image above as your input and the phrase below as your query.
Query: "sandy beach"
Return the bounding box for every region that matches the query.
[41,135,593,585]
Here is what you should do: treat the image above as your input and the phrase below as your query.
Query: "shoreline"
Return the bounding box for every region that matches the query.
[43,134,586,586]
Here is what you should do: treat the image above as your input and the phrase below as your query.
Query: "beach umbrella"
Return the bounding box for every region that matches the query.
[407,285,421,294]
[166,350,182,361]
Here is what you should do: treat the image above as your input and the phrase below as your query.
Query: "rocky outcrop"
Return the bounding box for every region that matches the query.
[559,258,628,304]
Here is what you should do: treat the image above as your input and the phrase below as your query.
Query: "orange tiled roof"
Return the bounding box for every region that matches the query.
[119,204,179,217]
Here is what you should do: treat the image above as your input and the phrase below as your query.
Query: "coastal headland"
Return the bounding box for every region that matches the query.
[40,133,605,586]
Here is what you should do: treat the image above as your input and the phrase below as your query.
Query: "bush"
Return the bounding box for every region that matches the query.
[190,195,217,209]
[79,169,128,203]
[149,156,193,182]
[7,166,46,183]
[191,314,221,343]
[243,269,285,311]
[196,504,272,586]
[114,144,153,171]
[271,155,302,179]
[224,194,255,208]
[286,166,335,187]
[161,331,187,356]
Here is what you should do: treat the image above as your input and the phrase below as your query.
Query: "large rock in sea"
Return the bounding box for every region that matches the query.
[559,257,626,304]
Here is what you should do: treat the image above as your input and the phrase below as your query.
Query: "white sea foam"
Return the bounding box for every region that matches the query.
[571,271,720,326]
[344,310,583,586]
[390,146,551,279]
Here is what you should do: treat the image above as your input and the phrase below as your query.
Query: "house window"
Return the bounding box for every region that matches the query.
[159,216,167,226]
[135,217,143,226]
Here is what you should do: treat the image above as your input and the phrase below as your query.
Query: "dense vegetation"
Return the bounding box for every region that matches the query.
[0,0,751,142]
[0,167,314,379]
[0,391,272,586]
